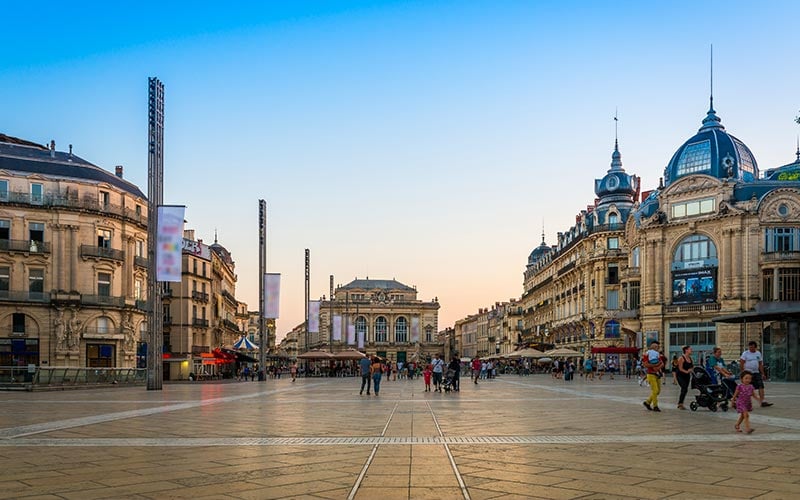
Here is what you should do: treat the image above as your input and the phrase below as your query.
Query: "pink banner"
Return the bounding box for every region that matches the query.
[347,324,355,345]
[308,301,320,333]
[358,330,364,349]
[156,206,185,282]
[411,317,420,342]
[263,273,281,319]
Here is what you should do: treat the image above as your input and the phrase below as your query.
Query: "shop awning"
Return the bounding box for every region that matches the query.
[713,303,800,324]
[211,348,236,363]
[591,347,640,354]
[221,347,258,363]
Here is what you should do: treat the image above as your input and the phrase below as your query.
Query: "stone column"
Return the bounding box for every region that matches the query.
[69,225,79,292]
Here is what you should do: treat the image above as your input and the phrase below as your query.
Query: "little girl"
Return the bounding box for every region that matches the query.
[423,364,432,392]
[732,370,761,433]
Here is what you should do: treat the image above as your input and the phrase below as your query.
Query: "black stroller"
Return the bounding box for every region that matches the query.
[442,368,457,393]
[689,366,732,412]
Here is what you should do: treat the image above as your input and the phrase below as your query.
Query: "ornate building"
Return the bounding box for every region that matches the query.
[316,278,440,364]
[0,134,148,369]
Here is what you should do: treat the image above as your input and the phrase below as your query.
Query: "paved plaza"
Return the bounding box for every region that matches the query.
[1,374,800,499]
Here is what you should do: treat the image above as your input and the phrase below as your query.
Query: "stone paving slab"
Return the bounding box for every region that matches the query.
[2,375,800,499]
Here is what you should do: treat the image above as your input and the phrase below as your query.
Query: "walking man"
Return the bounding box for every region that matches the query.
[642,340,664,412]
[431,353,445,392]
[740,341,773,407]
[471,356,481,384]
[359,354,372,395]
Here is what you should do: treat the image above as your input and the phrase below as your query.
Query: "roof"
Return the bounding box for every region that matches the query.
[0,136,146,199]
[712,302,800,323]
[340,279,415,291]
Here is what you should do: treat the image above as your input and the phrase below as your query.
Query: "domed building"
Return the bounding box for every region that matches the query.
[0,134,148,370]
[630,99,800,379]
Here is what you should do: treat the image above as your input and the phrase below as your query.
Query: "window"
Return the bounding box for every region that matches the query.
[676,140,711,175]
[606,290,619,310]
[192,280,197,292]
[607,264,619,284]
[135,240,145,257]
[0,219,9,240]
[87,344,115,367]
[631,246,640,268]
[356,316,367,341]
[395,317,408,343]
[29,268,44,294]
[607,237,619,250]
[135,204,142,216]
[671,198,715,219]
[763,269,774,301]
[193,259,198,274]
[624,281,640,310]
[202,307,206,320]
[192,305,197,320]
[608,213,619,225]
[0,180,7,200]
[30,183,43,204]
[29,222,44,244]
[778,268,800,301]
[97,316,111,334]
[97,229,112,248]
[0,266,8,294]
[604,320,620,338]
[135,279,143,300]
[669,322,716,347]
[97,272,111,296]
[674,234,717,263]
[765,227,799,253]
[12,313,25,334]
[425,326,433,343]
[202,262,206,277]
[99,191,110,208]
[375,317,388,342]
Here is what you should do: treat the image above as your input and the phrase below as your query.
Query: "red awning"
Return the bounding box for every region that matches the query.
[212,348,236,363]
[591,347,640,354]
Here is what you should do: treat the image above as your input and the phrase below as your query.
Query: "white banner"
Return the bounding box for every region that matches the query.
[156,206,185,282]
[263,273,281,319]
[347,324,355,345]
[308,301,320,333]
[411,317,420,343]
[332,315,342,341]
[357,330,364,349]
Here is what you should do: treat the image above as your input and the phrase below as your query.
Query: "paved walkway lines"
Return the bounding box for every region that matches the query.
[347,401,399,500]
[427,401,470,500]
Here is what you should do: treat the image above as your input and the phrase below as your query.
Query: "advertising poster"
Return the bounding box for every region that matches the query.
[156,205,185,282]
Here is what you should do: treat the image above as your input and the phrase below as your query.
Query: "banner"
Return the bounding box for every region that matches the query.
[347,324,355,345]
[308,301,320,333]
[411,317,420,343]
[156,206,185,282]
[332,315,342,341]
[357,330,364,349]
[263,273,281,319]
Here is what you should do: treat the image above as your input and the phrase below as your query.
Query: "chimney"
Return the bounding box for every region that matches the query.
[115,165,124,178]
[49,140,55,158]
[68,144,73,158]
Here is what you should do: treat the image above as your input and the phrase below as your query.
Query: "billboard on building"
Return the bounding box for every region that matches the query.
[672,268,717,304]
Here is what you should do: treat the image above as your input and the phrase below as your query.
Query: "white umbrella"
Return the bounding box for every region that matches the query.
[545,348,583,357]
[233,336,258,350]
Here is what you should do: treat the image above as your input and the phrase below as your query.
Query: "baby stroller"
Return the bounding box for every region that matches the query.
[442,368,457,393]
[689,366,731,412]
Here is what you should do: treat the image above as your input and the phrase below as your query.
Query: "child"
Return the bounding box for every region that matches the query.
[732,370,761,433]
[423,364,432,392]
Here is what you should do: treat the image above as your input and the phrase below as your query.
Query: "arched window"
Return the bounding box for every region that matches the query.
[604,320,620,338]
[395,317,408,343]
[608,213,619,226]
[425,326,433,343]
[631,246,640,268]
[356,316,367,342]
[673,234,717,263]
[375,317,387,342]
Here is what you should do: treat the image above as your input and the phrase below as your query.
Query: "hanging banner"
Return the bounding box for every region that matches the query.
[357,330,364,349]
[156,205,185,282]
[332,315,342,341]
[347,324,356,345]
[308,301,320,333]
[411,317,420,343]
[263,273,281,319]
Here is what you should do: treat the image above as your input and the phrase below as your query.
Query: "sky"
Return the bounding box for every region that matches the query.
[2,1,799,342]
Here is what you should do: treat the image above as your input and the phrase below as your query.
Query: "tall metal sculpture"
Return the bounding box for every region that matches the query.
[146,77,165,390]
[258,200,267,371]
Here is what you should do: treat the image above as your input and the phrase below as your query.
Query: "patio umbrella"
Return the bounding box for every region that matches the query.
[233,336,258,350]
[332,349,366,360]
[296,349,334,359]
[538,357,553,364]
[509,348,546,359]
[544,347,583,357]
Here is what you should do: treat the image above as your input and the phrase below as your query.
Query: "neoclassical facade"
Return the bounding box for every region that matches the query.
[0,135,148,369]
[316,278,440,364]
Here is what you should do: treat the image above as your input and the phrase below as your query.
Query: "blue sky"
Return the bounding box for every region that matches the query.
[3,1,799,339]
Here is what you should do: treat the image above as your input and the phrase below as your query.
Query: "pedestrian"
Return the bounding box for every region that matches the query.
[597,359,605,380]
[675,345,694,410]
[423,364,432,392]
[625,357,632,379]
[291,362,297,382]
[371,356,383,396]
[739,341,773,407]
[583,357,594,381]
[732,370,761,433]
[707,347,738,399]
[359,354,372,395]
[431,353,445,392]
[671,355,679,385]
[471,356,481,384]
[447,355,461,391]
[642,340,664,412]
[608,359,616,380]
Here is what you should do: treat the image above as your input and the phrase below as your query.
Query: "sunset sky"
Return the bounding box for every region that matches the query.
[3,1,799,340]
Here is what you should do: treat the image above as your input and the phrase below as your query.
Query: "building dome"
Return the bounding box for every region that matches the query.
[595,140,639,203]
[664,105,758,187]
[527,236,552,267]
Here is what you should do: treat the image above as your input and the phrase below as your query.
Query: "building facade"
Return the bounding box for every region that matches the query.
[0,135,148,369]
[315,278,441,364]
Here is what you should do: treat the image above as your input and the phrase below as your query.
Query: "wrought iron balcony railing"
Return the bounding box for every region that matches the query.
[80,245,125,262]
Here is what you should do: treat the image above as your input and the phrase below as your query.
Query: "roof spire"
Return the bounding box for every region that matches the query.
[700,44,724,131]
[609,110,623,171]
[214,228,218,244]
[796,135,799,162]
[541,220,545,245]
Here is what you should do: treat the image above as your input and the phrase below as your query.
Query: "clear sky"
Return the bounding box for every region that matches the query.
[3,1,799,341]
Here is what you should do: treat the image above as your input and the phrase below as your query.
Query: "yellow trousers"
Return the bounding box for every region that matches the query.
[645,374,661,408]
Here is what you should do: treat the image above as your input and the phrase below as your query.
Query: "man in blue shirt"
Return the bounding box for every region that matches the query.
[359,355,372,395]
